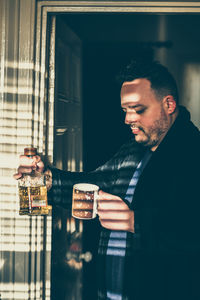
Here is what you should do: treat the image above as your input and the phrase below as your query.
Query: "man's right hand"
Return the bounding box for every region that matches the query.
[13,155,45,180]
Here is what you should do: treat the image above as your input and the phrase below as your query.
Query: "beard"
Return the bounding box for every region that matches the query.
[134,107,169,148]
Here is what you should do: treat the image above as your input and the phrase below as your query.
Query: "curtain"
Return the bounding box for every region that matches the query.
[0,1,51,299]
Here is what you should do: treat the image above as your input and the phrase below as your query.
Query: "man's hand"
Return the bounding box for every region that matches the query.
[97,190,134,233]
[13,155,52,190]
[13,155,45,179]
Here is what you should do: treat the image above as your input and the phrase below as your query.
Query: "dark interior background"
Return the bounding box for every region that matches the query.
[54,13,200,299]
[60,13,200,171]
[60,14,164,171]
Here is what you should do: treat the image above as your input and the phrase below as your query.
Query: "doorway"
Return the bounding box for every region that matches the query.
[45,9,200,300]
[56,12,200,169]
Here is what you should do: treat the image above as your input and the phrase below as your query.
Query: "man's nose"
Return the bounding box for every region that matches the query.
[125,112,139,124]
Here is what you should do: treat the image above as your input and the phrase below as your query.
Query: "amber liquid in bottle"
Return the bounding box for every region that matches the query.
[19,186,48,215]
[18,147,49,216]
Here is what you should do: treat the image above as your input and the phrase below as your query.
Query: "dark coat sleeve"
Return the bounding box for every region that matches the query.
[47,142,126,209]
[47,139,145,209]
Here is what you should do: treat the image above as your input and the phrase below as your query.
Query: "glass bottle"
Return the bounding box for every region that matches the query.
[18,147,48,216]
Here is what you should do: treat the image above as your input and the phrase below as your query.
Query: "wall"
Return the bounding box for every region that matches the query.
[156,15,200,128]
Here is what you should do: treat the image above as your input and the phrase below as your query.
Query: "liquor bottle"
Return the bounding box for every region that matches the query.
[18,147,48,216]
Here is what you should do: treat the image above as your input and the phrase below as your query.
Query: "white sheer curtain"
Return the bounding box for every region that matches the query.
[0,1,51,299]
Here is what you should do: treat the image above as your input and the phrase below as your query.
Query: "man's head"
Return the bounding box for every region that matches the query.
[119,60,179,151]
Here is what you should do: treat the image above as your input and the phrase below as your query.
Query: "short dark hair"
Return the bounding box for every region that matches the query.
[117,59,179,104]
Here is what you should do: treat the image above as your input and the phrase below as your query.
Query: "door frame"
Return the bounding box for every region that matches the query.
[35,1,200,297]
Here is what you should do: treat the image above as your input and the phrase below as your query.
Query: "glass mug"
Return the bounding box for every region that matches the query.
[72,183,99,219]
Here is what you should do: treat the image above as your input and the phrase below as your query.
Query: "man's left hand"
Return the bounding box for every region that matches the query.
[97,190,134,232]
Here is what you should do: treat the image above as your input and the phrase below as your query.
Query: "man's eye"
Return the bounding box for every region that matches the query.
[136,108,146,114]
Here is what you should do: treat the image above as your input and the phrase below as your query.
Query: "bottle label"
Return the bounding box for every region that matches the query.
[31,195,47,207]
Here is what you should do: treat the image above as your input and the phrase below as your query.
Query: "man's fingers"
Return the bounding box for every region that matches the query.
[97,190,135,232]
[13,172,22,180]
[19,155,36,167]
[98,199,128,210]
[98,190,121,200]
[98,190,128,210]
[98,210,131,220]
[17,155,44,172]
[13,166,33,180]
[99,210,134,232]
[13,154,45,181]
[99,220,133,232]
[33,155,41,163]
[19,155,42,165]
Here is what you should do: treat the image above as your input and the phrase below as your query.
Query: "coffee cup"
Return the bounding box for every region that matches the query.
[72,183,99,219]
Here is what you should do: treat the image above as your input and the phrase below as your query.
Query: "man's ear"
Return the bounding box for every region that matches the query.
[164,96,176,114]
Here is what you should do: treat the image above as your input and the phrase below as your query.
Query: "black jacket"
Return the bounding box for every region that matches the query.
[49,106,200,300]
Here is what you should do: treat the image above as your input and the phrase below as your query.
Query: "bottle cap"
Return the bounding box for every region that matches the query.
[24,147,37,156]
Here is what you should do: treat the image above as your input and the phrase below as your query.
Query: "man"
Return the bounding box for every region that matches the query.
[14,60,200,300]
